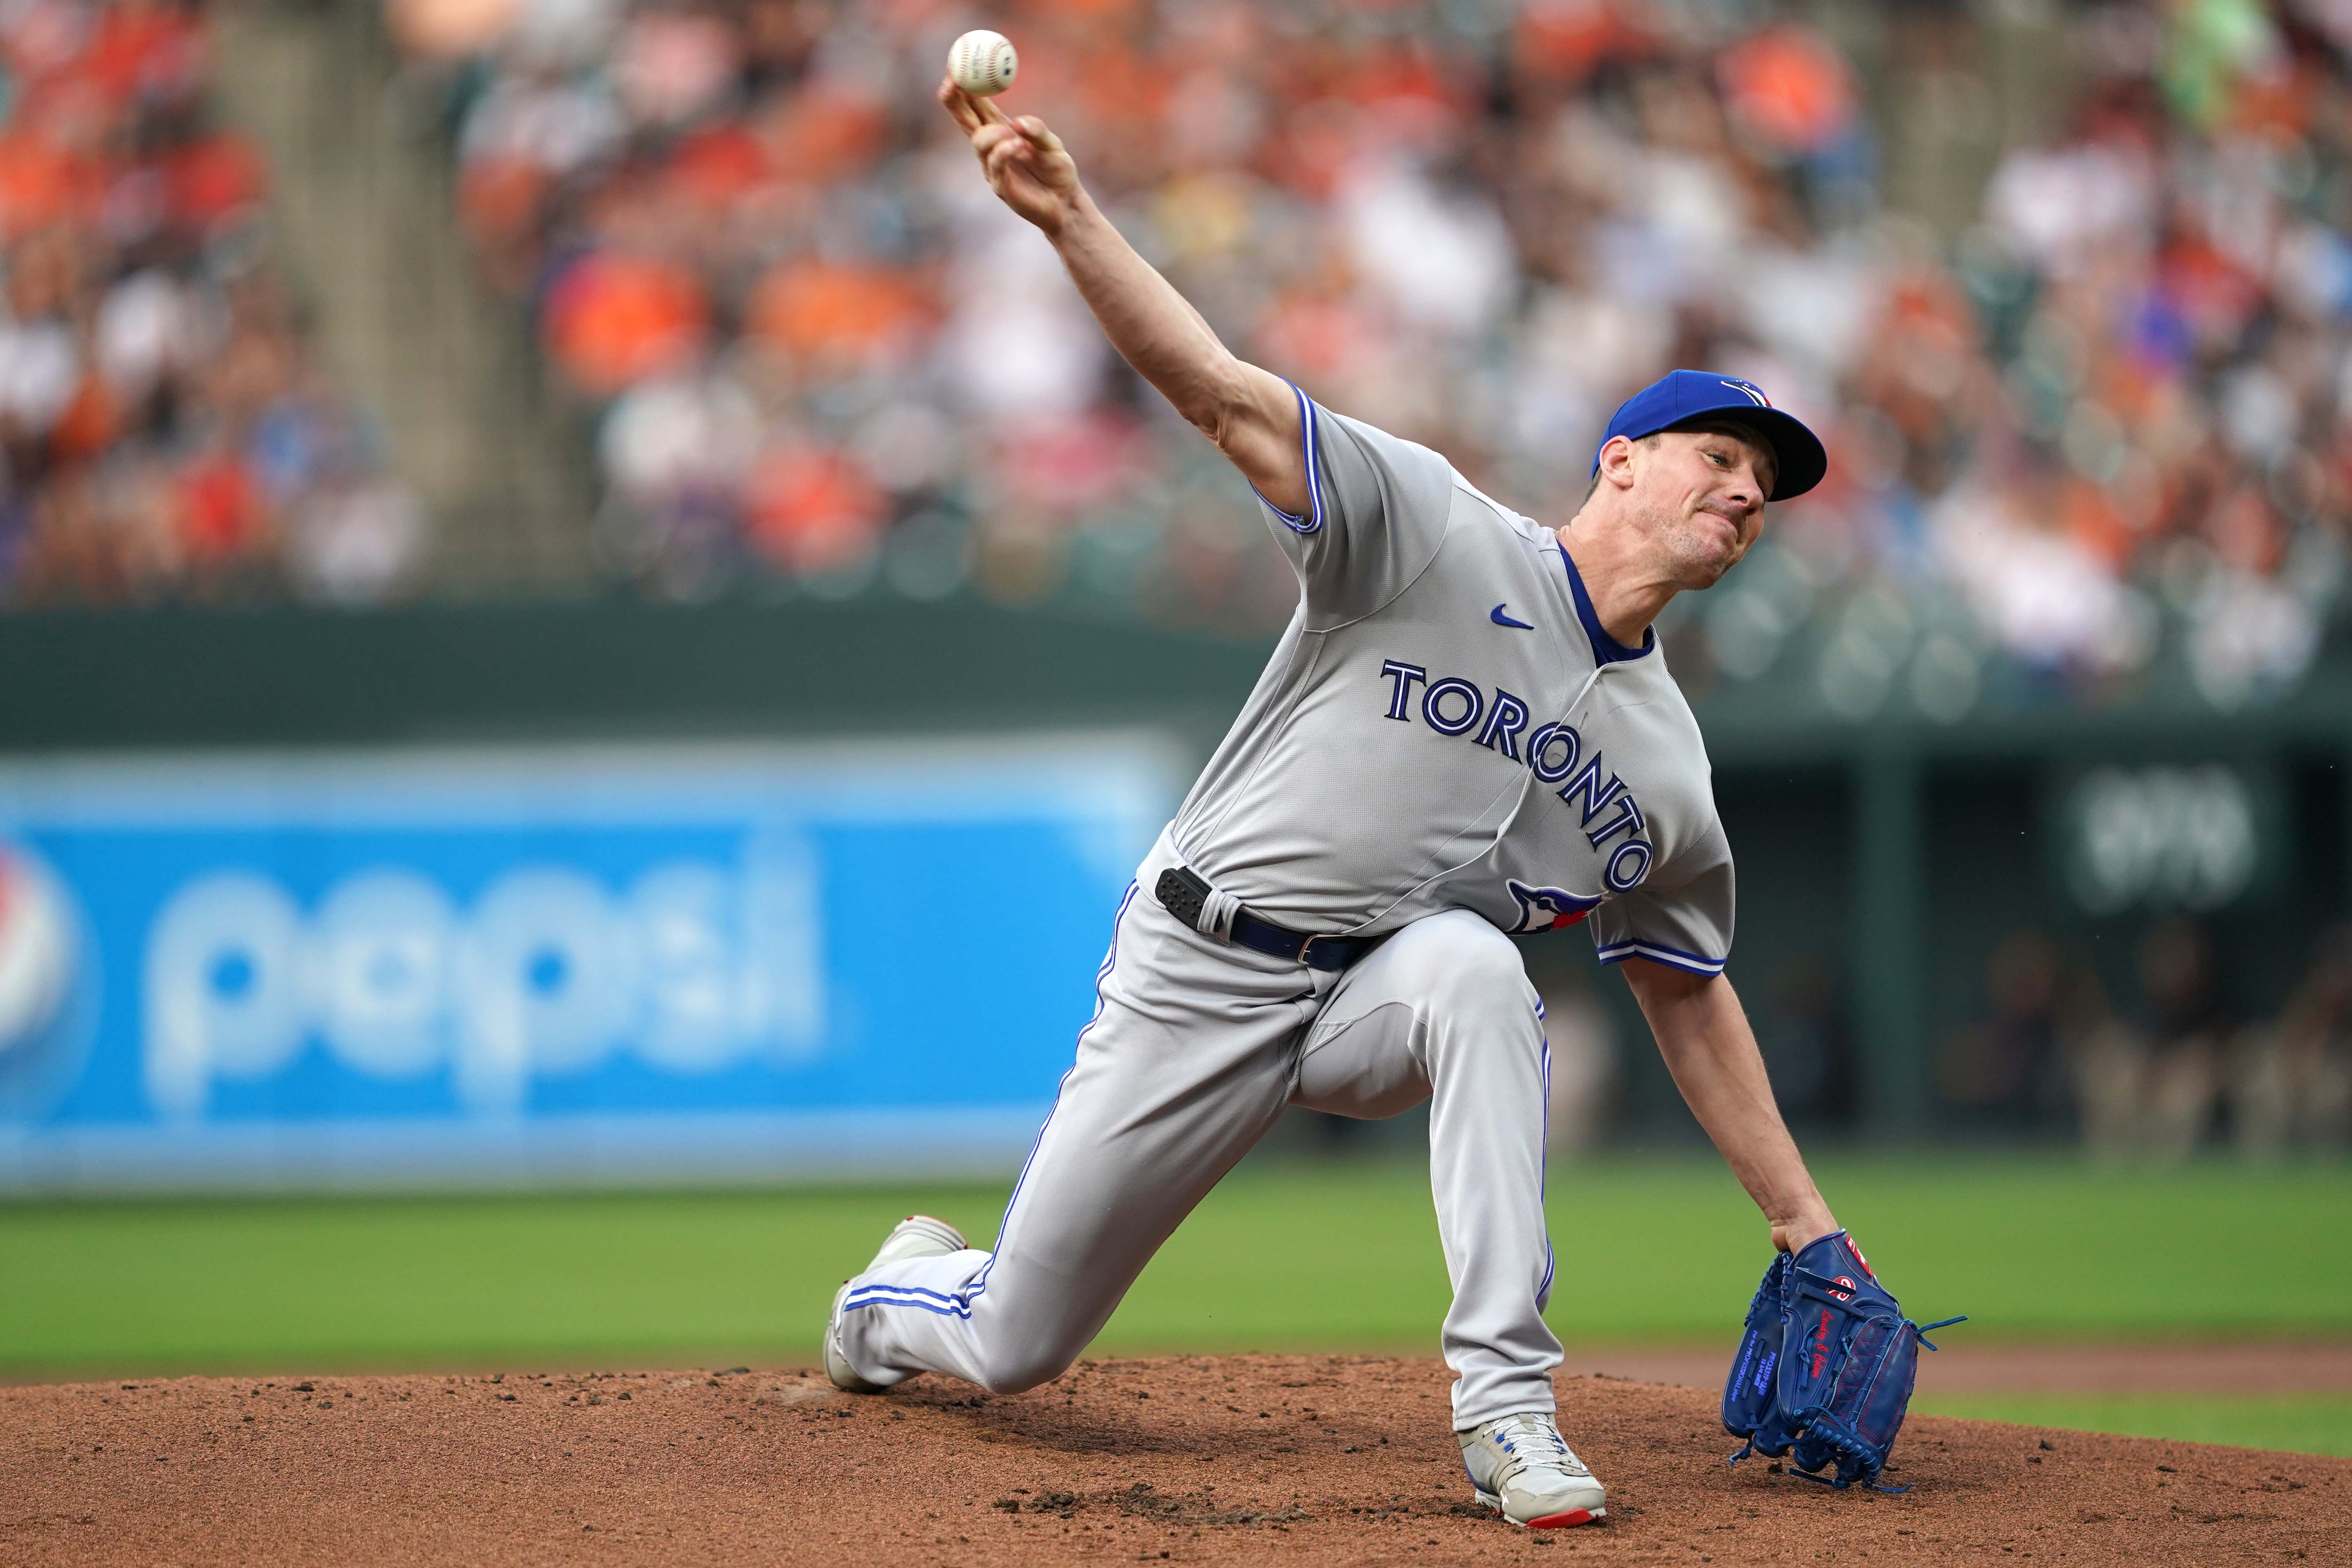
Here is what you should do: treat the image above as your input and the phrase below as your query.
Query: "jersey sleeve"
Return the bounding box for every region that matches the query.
[1253,382,1457,620]
[1585,818,1735,978]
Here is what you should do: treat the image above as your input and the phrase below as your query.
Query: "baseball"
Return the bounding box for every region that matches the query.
[947,29,1017,96]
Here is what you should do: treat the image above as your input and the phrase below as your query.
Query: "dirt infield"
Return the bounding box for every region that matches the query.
[2,1357,2341,1567]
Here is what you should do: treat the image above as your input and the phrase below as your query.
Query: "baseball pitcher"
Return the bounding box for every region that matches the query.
[822,79,1850,1530]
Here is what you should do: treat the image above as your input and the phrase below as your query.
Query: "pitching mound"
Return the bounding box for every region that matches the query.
[2,1355,2341,1566]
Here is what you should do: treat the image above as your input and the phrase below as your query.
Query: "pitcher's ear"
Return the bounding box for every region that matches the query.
[1594,433,1640,488]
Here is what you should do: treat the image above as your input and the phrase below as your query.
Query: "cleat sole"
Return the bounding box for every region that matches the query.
[1526,1508,1603,1528]
[1471,1490,1605,1529]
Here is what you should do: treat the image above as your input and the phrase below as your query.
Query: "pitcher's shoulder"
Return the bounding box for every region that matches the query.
[1446,472,1555,546]
[1610,649,1717,773]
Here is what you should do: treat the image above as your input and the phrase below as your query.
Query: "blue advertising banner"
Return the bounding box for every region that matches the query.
[0,736,1181,1190]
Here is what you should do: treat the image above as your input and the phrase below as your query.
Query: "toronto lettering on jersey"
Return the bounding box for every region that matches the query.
[1377,659,1654,895]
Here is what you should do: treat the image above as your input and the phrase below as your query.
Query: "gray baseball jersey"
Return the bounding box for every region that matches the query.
[833,385,1739,1436]
[1174,386,1735,975]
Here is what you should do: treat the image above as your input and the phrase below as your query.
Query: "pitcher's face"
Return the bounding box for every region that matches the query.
[1628,426,1774,588]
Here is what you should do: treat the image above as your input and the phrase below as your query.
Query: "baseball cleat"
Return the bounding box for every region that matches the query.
[1458,1411,1608,1528]
[823,1214,969,1394]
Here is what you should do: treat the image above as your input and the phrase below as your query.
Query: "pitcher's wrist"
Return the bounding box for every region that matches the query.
[1768,1207,1838,1255]
[1048,187,1110,245]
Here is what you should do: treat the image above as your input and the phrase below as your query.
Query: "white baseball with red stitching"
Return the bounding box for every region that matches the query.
[947,30,1017,96]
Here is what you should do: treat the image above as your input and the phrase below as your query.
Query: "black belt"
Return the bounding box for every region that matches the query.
[1154,868,1382,973]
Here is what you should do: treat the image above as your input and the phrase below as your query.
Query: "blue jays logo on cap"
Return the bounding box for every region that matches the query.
[1593,369,1827,501]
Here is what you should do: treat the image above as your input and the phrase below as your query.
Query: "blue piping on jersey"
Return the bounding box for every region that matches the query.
[1556,541,1655,665]
[842,1283,975,1319]
[964,879,1138,1306]
[844,1281,971,1309]
[1251,381,1327,535]
[1536,1008,1555,1310]
[843,882,1140,1324]
[1593,938,1726,977]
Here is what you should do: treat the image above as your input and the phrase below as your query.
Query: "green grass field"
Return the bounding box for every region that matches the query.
[2,1156,2345,1454]
[1913,1395,2352,1457]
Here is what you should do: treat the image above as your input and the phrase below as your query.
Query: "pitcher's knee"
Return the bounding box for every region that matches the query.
[1386,911,1534,1017]
[975,1338,1082,1395]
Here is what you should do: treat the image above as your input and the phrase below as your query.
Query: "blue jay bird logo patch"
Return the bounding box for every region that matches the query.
[1505,880,1602,934]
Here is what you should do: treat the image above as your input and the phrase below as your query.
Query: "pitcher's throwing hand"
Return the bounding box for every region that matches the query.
[938,79,1079,237]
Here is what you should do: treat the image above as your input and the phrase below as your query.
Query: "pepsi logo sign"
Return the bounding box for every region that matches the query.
[142,851,826,1120]
[0,843,76,1061]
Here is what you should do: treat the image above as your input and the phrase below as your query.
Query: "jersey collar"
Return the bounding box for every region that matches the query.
[1556,540,1655,665]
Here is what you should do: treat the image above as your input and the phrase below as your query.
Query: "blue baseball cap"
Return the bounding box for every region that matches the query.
[1593,370,1827,501]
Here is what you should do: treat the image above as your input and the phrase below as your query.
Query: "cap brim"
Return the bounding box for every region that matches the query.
[1667,408,1827,502]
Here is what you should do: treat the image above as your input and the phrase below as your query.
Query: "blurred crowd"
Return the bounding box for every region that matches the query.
[1938,918,2352,1158]
[0,0,422,609]
[1941,0,2352,713]
[378,0,2352,711]
[2,0,2346,709]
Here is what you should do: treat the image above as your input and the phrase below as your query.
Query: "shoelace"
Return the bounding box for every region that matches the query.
[1486,1415,1590,1479]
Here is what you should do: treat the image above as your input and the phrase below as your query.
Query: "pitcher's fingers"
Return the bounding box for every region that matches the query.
[982,133,1037,184]
[1015,116,1065,154]
[938,78,986,134]
[973,123,1027,168]
[967,89,1014,129]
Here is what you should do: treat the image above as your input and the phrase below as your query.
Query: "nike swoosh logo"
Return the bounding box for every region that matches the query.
[1490,603,1534,629]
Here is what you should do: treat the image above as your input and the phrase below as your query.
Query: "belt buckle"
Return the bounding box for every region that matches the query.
[1298,933,1333,968]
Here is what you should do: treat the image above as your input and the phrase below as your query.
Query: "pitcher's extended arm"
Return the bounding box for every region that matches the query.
[1621,959,1840,1255]
[939,81,1308,517]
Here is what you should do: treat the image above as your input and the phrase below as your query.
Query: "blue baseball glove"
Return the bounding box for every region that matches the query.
[1720,1231,1963,1492]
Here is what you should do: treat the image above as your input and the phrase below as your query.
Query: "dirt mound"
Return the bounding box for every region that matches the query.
[1,1355,2340,1566]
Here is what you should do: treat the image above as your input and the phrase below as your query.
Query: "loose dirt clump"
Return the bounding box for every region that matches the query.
[0,1355,2341,1565]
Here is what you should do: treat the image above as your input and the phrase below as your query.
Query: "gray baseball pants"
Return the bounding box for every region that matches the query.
[833,852,1562,1430]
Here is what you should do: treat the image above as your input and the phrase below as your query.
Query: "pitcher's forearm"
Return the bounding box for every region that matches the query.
[1049,198,1226,420]
[1671,1045,1830,1231]
[942,77,1306,510]
[1628,965,1837,1250]
[1048,199,1304,507]
[1699,1089,1835,1250]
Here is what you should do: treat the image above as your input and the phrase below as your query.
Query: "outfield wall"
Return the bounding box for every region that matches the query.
[2,601,2348,1179]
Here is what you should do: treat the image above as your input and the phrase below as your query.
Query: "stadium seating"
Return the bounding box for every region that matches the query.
[378,0,2350,716]
[8,1,2347,724]
[0,0,420,607]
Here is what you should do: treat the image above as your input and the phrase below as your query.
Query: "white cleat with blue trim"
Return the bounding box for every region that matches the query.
[1458,1412,1608,1528]
[824,1214,969,1394]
